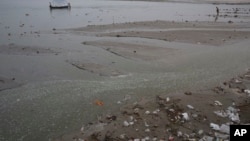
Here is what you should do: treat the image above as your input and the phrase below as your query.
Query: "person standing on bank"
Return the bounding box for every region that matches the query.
[215,7,219,22]
[216,7,219,15]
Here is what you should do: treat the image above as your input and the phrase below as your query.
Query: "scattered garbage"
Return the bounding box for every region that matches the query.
[144,121,149,127]
[234,79,242,84]
[182,112,190,121]
[74,70,250,141]
[219,124,230,134]
[123,95,131,101]
[106,115,117,121]
[119,134,126,139]
[214,110,228,118]
[80,126,84,133]
[214,132,229,139]
[244,89,250,94]
[145,111,150,115]
[227,106,240,123]
[168,135,174,141]
[214,100,223,106]
[210,123,220,131]
[199,136,214,141]
[166,97,170,102]
[214,105,240,123]
[187,104,194,110]
[152,109,160,114]
[94,99,104,106]
[210,123,230,137]
[198,130,204,135]
[123,121,130,127]
[177,131,183,137]
[144,128,150,132]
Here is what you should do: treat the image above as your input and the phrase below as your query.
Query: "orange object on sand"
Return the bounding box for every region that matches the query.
[94,99,104,106]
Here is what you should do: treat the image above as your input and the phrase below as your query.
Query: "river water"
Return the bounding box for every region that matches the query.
[0,0,250,140]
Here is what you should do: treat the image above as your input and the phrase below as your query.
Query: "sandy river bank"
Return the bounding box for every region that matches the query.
[1,2,250,140]
[50,20,250,141]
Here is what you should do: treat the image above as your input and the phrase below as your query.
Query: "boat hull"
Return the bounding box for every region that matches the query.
[49,2,71,9]
[49,5,70,9]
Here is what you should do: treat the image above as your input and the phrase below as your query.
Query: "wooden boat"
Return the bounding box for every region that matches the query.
[49,0,71,9]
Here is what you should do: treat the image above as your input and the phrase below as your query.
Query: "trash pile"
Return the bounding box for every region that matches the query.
[66,70,250,141]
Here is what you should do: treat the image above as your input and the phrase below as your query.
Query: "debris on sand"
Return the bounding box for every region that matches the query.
[94,99,104,106]
[55,70,250,141]
[214,100,223,106]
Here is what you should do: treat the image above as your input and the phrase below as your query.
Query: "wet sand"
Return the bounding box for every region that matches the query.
[0,76,21,92]
[51,19,250,141]
[81,21,250,46]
